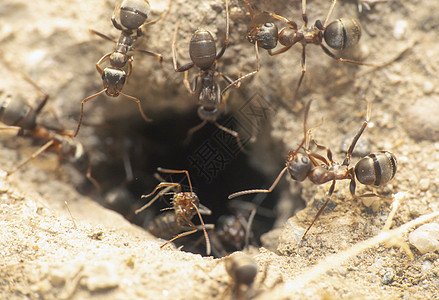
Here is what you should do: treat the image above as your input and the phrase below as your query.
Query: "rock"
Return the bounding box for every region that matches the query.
[404,96,439,141]
[83,262,120,292]
[409,223,439,254]
[382,269,395,285]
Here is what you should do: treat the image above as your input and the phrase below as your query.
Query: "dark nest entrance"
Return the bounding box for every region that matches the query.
[88,107,281,257]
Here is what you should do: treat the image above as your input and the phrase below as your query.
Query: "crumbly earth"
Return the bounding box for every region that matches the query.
[1,0,439,299]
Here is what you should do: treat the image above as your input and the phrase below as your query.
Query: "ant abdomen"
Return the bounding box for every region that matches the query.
[248,23,279,50]
[118,0,151,30]
[0,94,38,130]
[189,30,217,70]
[324,18,362,50]
[355,151,397,186]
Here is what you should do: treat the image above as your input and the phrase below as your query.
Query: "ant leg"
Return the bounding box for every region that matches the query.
[228,167,288,199]
[349,176,357,198]
[86,164,103,194]
[215,0,230,60]
[323,0,338,28]
[300,179,336,245]
[320,44,381,67]
[111,1,123,31]
[268,45,293,56]
[213,121,248,154]
[141,1,173,29]
[0,125,22,135]
[0,53,50,115]
[96,53,112,75]
[126,56,133,84]
[301,0,308,25]
[310,139,335,164]
[156,168,194,194]
[308,153,330,167]
[119,91,152,123]
[7,138,55,176]
[221,42,260,96]
[191,203,212,255]
[134,48,163,63]
[241,0,256,28]
[160,223,215,255]
[89,29,117,44]
[292,45,307,111]
[184,120,207,145]
[342,99,370,166]
[172,23,195,73]
[184,72,199,95]
[74,89,107,137]
[266,12,298,30]
[136,182,181,214]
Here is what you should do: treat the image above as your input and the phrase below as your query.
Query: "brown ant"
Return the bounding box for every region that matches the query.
[228,99,397,244]
[0,56,99,190]
[172,0,247,151]
[234,0,383,110]
[135,168,214,255]
[74,0,164,137]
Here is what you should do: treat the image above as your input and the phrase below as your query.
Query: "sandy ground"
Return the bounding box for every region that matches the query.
[1,0,439,299]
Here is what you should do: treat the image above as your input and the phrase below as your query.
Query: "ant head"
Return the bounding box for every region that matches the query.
[173,191,200,220]
[118,0,151,30]
[247,23,278,50]
[285,99,315,181]
[102,67,126,96]
[286,151,312,182]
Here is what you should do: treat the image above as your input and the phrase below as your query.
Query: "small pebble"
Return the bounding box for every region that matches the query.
[409,223,439,254]
[419,178,430,192]
[423,81,434,94]
[0,179,10,193]
[422,260,432,272]
[382,269,395,285]
[393,20,408,40]
[83,262,119,292]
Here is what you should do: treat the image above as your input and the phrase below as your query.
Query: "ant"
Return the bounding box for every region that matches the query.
[236,0,383,110]
[74,0,164,137]
[210,207,257,257]
[228,99,397,244]
[0,56,99,190]
[225,252,258,300]
[225,252,282,300]
[135,168,214,255]
[172,0,247,151]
